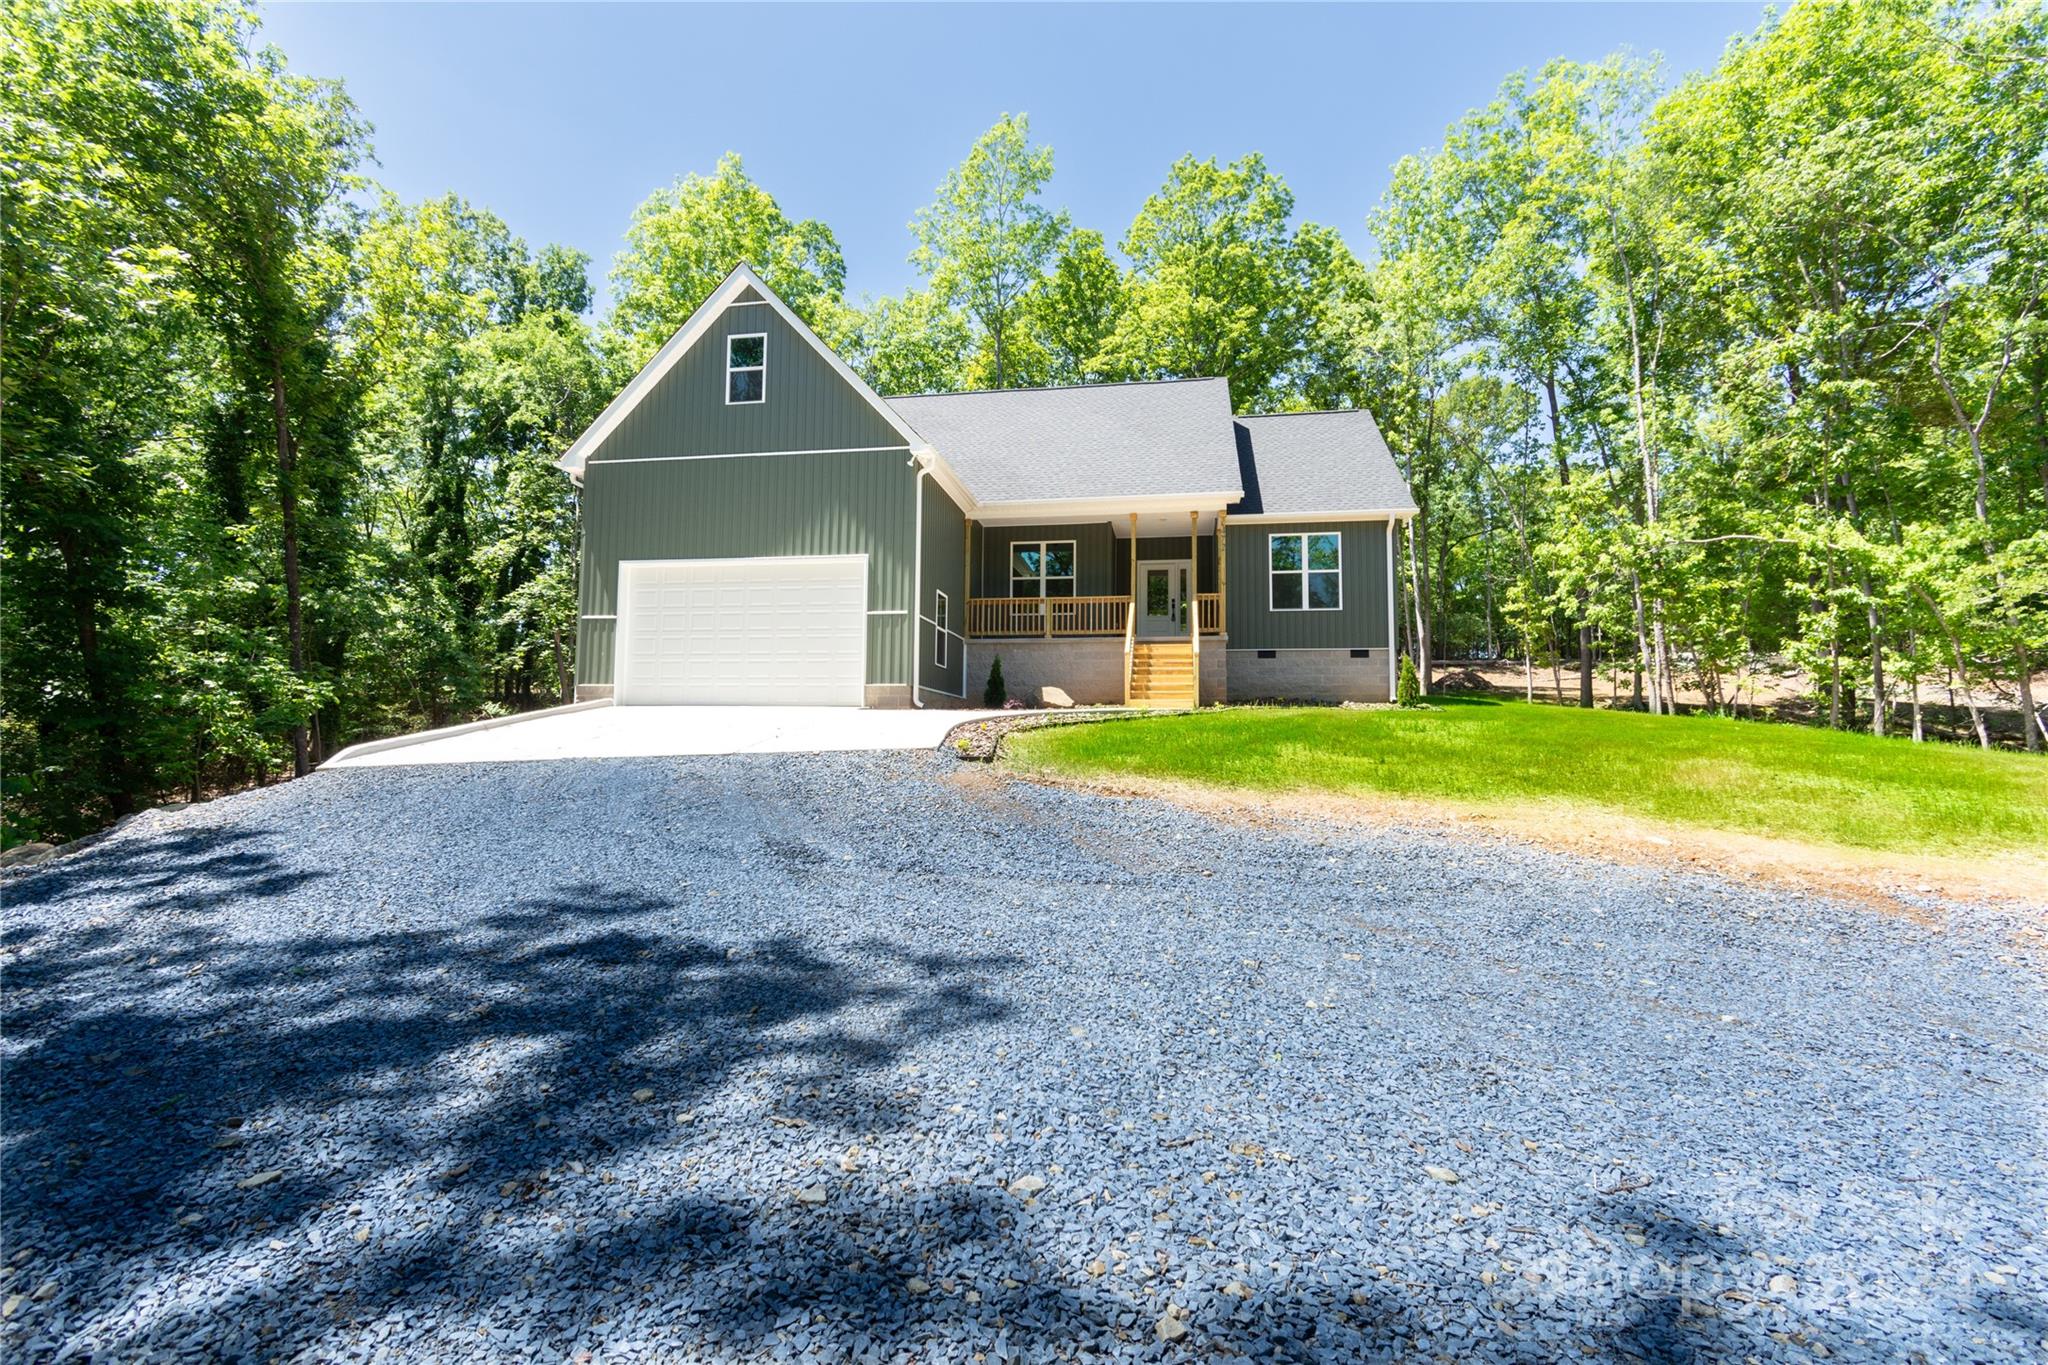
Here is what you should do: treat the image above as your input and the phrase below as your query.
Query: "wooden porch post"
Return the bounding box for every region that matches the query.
[1125,513,1139,706]
[1129,513,1139,608]
[1217,508,1228,636]
[1189,509,1201,706]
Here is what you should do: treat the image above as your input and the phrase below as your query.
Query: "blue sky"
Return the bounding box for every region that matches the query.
[258,2,1766,309]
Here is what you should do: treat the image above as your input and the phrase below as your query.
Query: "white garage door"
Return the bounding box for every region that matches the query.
[616,556,868,706]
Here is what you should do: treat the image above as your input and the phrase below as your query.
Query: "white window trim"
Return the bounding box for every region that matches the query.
[1008,538,1078,598]
[1268,531,1343,612]
[725,332,766,405]
[933,590,949,669]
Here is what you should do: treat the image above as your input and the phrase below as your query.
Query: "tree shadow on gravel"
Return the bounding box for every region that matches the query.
[3,869,1131,1360]
[1,854,1404,1362]
[1584,1197,1890,1363]
[3,826,325,915]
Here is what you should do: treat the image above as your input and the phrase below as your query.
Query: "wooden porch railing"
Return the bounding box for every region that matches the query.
[1197,594,1223,634]
[966,595,1131,638]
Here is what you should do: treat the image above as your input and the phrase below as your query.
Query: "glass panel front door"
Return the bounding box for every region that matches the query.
[1136,560,1189,638]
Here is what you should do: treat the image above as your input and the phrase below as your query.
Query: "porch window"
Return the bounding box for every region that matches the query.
[1270,532,1341,611]
[933,590,949,668]
[1009,540,1076,598]
[726,333,765,404]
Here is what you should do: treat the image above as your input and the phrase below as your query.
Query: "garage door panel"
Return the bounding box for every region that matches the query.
[617,557,868,706]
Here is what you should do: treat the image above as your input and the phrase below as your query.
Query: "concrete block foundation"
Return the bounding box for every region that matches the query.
[1226,648,1392,704]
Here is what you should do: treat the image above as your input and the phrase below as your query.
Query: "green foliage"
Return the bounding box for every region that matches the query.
[984,655,1007,709]
[1008,699,2048,859]
[1396,655,1421,708]
[1029,229,1126,386]
[910,114,1068,389]
[0,0,597,841]
[1098,153,1354,411]
[834,290,974,397]
[605,152,845,376]
[1364,0,2048,749]
[8,0,2044,846]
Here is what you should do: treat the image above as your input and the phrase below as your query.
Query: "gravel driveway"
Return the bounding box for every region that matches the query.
[3,752,2043,1362]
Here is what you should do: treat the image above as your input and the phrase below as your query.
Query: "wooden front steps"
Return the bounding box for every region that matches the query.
[1128,640,1198,708]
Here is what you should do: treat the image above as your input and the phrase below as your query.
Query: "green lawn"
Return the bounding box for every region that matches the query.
[1005,698,2048,858]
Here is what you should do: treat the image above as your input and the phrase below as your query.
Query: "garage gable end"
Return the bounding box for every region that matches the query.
[560,264,925,474]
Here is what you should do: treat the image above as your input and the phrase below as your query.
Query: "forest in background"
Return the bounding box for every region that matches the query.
[4,0,2044,843]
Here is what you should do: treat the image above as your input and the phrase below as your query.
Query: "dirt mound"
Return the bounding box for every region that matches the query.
[1433,667,1494,692]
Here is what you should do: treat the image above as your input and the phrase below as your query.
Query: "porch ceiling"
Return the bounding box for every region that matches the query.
[972,509,1224,536]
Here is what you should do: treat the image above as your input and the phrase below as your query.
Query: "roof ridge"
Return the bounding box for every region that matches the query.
[1236,407,1371,420]
[884,376,1229,401]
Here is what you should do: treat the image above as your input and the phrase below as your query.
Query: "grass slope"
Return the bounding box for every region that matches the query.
[1006,698,2048,858]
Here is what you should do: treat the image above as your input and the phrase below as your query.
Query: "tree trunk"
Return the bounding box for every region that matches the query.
[2018,644,2041,753]
[269,360,311,778]
[1933,305,2030,751]
[1406,515,1433,696]
[1481,533,1497,658]
[53,531,135,821]
[1652,604,1674,715]
[1915,586,1988,749]
[1541,372,1595,708]
[1629,573,1653,714]
[551,626,572,704]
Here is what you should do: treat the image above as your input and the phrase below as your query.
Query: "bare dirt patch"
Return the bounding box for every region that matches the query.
[1007,767,2048,916]
[1441,658,2047,749]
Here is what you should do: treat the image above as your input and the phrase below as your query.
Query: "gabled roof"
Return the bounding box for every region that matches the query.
[556,266,1413,520]
[886,378,1243,507]
[1229,409,1418,518]
[555,263,930,481]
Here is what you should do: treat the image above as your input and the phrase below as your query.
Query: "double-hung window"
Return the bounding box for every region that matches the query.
[933,591,949,669]
[1270,532,1341,610]
[1009,540,1076,598]
[726,333,765,404]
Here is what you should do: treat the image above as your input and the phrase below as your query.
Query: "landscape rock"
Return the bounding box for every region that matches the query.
[0,842,55,869]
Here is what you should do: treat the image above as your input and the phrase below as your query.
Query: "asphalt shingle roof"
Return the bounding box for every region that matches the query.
[886,379,1243,505]
[1231,410,1417,517]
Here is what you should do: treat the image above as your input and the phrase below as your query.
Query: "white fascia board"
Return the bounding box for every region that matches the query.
[1224,508,1418,523]
[912,449,977,516]
[967,491,1242,524]
[556,263,927,478]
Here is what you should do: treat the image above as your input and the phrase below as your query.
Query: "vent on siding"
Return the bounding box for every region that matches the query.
[1256,649,1277,660]
[1350,648,1371,659]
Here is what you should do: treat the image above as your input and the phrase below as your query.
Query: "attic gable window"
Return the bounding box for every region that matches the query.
[726,333,765,404]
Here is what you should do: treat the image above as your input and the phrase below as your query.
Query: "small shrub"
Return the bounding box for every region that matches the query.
[1396,654,1421,708]
[983,655,1007,708]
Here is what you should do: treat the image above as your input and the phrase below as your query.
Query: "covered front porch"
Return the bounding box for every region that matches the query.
[961,509,1230,707]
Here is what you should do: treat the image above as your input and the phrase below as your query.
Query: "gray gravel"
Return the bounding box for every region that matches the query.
[2,750,2043,1363]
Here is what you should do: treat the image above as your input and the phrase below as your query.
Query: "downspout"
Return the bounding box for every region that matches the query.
[1386,517,1398,701]
[910,454,929,708]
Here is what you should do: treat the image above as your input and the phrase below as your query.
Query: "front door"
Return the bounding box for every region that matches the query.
[1136,560,1191,639]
